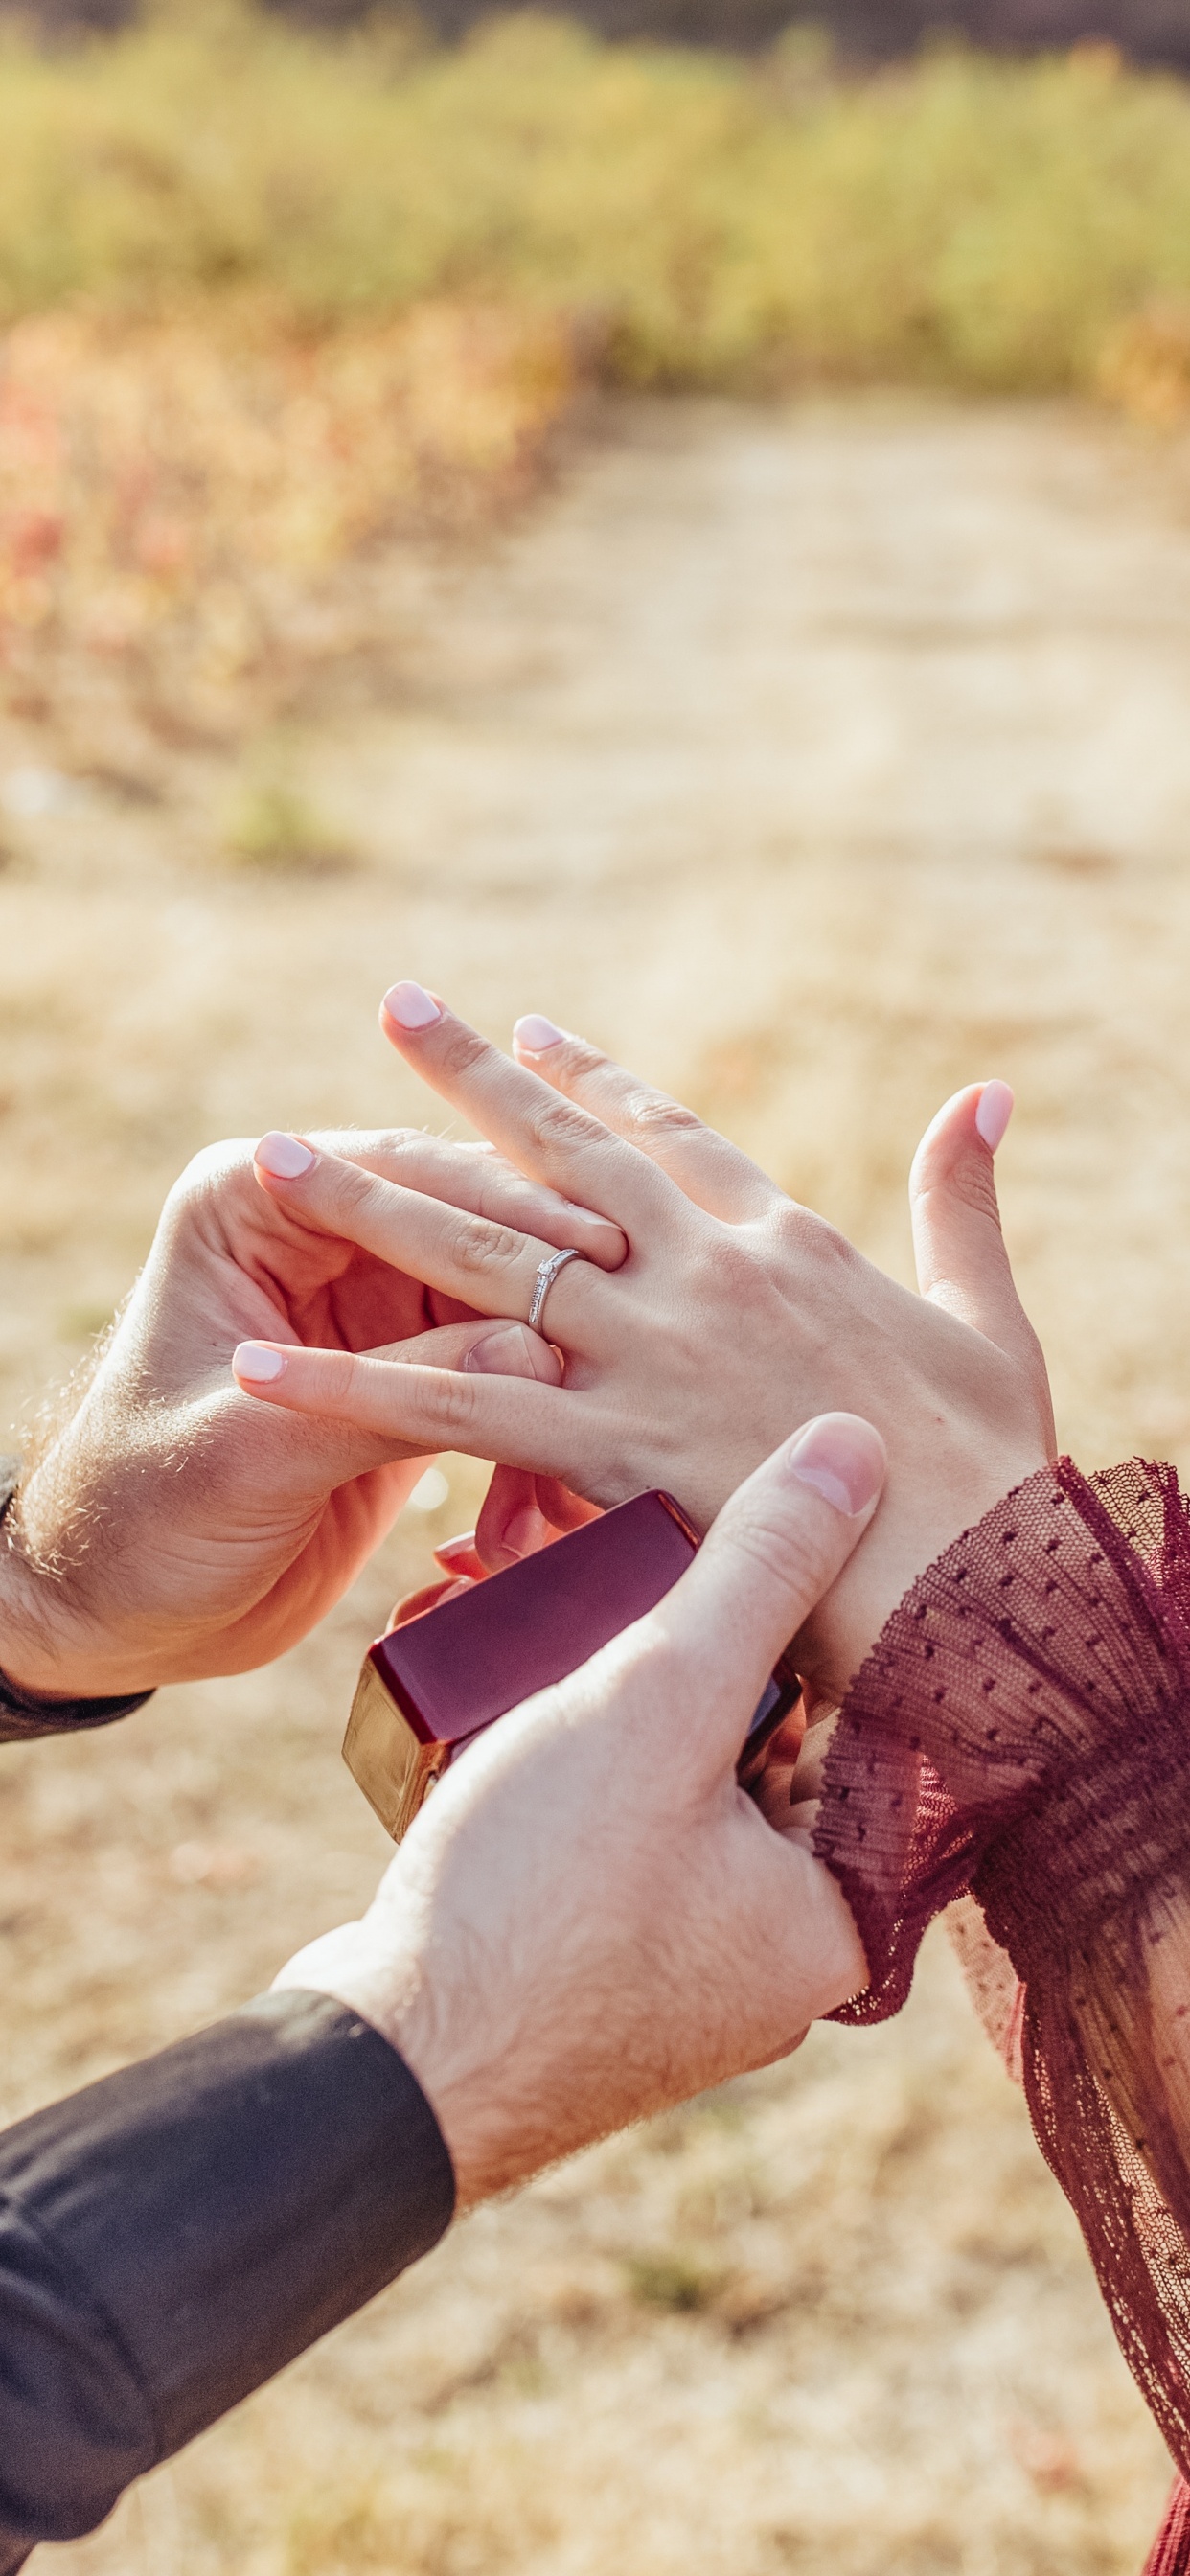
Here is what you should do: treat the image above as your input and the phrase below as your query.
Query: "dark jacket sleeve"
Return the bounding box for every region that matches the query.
[0,1989,455,2567]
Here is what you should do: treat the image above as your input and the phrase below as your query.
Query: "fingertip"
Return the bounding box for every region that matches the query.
[974,1079,1014,1153]
[513,1013,566,1055]
[379,981,445,1038]
[233,1341,288,1387]
[781,1413,886,1520]
[255,1132,316,1183]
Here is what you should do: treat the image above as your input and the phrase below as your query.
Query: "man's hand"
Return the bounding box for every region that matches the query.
[274,1415,884,2207]
[2,1130,624,1697]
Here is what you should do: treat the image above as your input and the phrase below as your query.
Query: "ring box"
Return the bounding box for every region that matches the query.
[343,1488,800,1841]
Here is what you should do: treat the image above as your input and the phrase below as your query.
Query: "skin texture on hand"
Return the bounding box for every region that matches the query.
[234,993,1055,1706]
[1,1128,622,1697]
[274,1419,885,2206]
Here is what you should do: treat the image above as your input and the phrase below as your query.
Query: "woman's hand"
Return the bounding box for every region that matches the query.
[275,1421,884,2206]
[3,1125,624,1695]
[233,986,1054,1704]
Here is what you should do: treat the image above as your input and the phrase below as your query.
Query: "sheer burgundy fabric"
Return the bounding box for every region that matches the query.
[813,1456,1190,2541]
[1144,2483,1190,2576]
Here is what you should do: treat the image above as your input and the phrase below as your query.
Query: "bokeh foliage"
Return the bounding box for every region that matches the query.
[0,5,1189,390]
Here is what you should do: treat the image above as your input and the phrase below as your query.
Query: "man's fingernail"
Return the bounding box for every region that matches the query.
[255,1131,315,1180]
[234,1343,288,1383]
[503,1506,550,1559]
[465,1324,539,1378]
[784,1414,884,1517]
[514,1013,565,1052]
[382,981,442,1031]
[974,1079,1014,1151]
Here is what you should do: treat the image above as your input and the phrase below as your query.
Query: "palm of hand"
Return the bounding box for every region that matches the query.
[18,1142,484,1689]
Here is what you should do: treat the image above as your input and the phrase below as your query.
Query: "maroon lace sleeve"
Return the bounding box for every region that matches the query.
[813,1456,1190,2522]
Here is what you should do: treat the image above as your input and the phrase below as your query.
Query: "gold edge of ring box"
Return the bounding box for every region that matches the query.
[342,1661,442,1842]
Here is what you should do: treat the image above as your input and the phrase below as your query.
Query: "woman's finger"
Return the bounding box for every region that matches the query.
[475,1464,554,1573]
[254,1135,606,1341]
[379,984,679,1232]
[909,1084,1055,1421]
[512,1015,776,1224]
[472,1465,600,1574]
[227,1317,561,1506]
[232,1333,588,1485]
[311,1127,628,1271]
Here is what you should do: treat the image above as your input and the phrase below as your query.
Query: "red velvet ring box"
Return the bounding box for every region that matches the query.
[343,1487,800,1841]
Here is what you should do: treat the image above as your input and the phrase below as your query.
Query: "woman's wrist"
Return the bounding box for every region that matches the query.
[792,1430,1052,1705]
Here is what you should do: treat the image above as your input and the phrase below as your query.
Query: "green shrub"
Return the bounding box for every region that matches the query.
[2,6,1189,392]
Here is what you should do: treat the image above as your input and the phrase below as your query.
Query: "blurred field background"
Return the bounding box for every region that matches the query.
[5,8,1190,2575]
[7,6,1190,771]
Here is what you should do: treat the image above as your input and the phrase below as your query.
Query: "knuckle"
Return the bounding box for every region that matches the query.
[691,1231,765,1306]
[322,1155,385,1219]
[421,1368,481,1437]
[727,1509,835,1604]
[169,1138,252,1204]
[526,1092,606,1159]
[559,1037,608,1081]
[332,1127,423,1168]
[322,1349,361,1403]
[777,1207,862,1286]
[434,1024,492,1084]
[627,1090,705,1143]
[946,1157,1003,1227]
[447,1213,525,1278]
[913,1141,1002,1230]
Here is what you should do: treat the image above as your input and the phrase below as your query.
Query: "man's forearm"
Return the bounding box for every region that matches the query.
[0,1990,454,2561]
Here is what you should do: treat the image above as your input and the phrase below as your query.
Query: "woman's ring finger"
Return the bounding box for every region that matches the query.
[528,1245,587,1335]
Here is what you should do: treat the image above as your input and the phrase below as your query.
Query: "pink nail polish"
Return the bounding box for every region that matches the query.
[784,1414,884,1517]
[514,1013,565,1052]
[382,981,442,1031]
[255,1132,315,1181]
[434,1530,480,1571]
[975,1080,1014,1152]
[234,1343,287,1383]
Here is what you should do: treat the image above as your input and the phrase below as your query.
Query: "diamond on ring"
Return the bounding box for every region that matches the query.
[527,1245,585,1335]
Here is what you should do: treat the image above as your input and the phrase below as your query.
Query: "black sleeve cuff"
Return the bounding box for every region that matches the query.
[0,1679,156,1743]
[0,1989,455,2551]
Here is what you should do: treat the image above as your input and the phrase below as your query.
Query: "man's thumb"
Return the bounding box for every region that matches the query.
[651,1415,886,1765]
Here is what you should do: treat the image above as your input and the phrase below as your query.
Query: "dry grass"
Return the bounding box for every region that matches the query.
[3,388,1189,2573]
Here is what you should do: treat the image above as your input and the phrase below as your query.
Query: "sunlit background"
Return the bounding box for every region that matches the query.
[4,5,1190,2568]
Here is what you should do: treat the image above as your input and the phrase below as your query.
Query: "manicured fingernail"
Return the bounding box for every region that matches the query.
[784,1414,884,1517]
[975,1079,1014,1152]
[503,1506,550,1559]
[515,1013,565,1052]
[465,1324,539,1377]
[255,1131,315,1180]
[434,1530,479,1570]
[234,1343,287,1383]
[382,981,442,1031]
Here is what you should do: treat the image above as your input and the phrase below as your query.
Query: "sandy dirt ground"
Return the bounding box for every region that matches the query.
[4,394,1190,2572]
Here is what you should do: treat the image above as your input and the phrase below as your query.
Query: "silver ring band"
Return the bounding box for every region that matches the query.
[527,1245,585,1335]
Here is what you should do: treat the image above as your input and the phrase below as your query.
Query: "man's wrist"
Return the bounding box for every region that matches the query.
[0,1460,154,1710]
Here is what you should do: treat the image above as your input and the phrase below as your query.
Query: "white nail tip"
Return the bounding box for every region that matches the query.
[235,1345,286,1382]
[975,1081,1014,1151]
